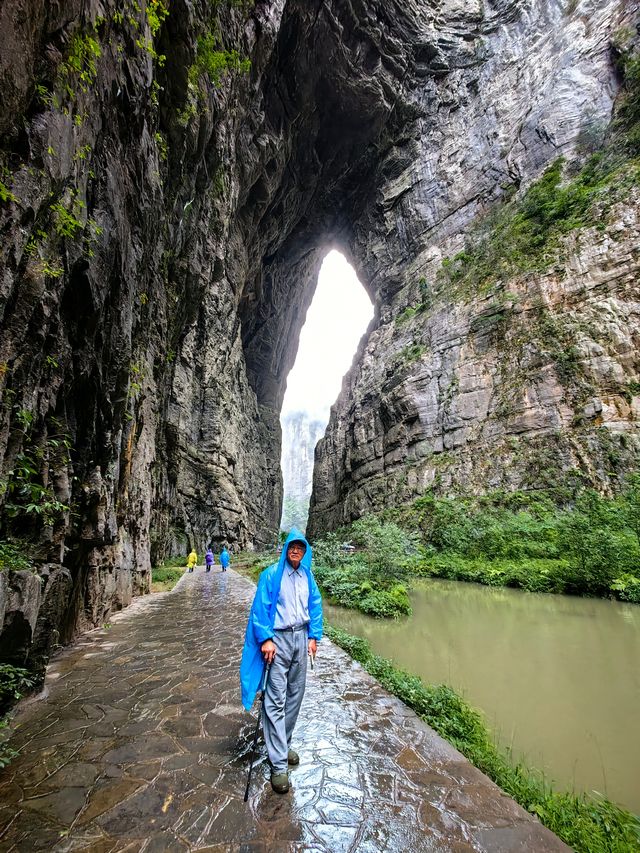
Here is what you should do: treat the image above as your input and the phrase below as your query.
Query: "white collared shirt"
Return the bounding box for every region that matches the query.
[273,563,310,629]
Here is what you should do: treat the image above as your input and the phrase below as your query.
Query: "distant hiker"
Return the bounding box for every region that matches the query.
[239,529,322,794]
[187,549,198,573]
[220,547,230,572]
[205,548,215,572]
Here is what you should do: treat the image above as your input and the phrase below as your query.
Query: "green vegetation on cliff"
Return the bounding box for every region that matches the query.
[436,149,639,301]
[0,541,34,573]
[427,38,640,305]
[179,1,252,124]
[326,626,640,853]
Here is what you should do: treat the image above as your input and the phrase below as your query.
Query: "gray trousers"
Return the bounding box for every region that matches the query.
[263,627,308,774]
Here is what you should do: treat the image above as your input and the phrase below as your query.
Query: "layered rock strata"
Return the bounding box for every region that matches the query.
[309,202,640,532]
[0,0,437,665]
[280,411,326,530]
[308,0,640,534]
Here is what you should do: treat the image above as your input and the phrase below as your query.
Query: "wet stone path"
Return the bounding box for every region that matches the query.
[0,568,569,852]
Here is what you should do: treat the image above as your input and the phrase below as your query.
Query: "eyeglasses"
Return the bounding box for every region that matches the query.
[288,544,305,553]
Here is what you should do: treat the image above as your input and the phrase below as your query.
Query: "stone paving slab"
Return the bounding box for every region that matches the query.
[0,568,570,852]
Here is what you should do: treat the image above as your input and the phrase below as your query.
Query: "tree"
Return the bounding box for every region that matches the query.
[621,473,640,546]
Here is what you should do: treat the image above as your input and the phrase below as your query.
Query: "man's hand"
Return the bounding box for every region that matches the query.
[308,638,317,657]
[261,639,276,664]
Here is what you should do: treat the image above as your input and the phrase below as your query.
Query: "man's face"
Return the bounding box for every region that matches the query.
[287,541,306,569]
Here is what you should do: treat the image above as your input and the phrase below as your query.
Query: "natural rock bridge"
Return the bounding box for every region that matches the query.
[0,570,568,851]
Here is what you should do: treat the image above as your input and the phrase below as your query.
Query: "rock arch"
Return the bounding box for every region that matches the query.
[0,0,638,665]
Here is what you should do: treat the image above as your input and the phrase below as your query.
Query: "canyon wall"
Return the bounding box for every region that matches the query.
[0,0,638,670]
[308,0,640,535]
[280,411,325,531]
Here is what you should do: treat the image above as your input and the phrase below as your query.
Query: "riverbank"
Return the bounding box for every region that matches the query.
[233,543,412,619]
[325,623,640,853]
[229,544,640,846]
[315,485,640,609]
[399,487,640,602]
[325,577,640,816]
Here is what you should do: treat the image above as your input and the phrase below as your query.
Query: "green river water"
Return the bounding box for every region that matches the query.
[324,578,640,814]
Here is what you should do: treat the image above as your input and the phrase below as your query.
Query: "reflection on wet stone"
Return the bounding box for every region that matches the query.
[0,569,570,851]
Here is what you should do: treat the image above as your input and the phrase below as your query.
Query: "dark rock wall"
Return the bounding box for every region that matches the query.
[0,0,638,671]
[0,0,423,668]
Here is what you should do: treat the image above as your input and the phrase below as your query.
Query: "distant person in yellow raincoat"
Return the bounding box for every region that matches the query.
[187,549,198,572]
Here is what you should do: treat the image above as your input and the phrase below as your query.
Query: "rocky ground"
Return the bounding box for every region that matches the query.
[0,568,568,852]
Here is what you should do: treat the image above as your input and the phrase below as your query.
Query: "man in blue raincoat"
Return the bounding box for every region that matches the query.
[240,529,322,794]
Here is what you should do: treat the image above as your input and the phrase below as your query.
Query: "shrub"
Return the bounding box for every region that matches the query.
[610,573,640,603]
[349,515,419,581]
[621,473,640,546]
[0,664,35,768]
[313,561,411,618]
[0,541,34,573]
[390,487,640,602]
[557,513,620,595]
[312,532,344,568]
[0,665,34,713]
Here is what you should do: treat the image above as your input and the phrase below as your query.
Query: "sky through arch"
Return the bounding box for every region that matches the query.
[279,250,374,532]
[281,250,374,423]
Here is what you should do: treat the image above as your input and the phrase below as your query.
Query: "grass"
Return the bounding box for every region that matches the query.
[151,563,184,592]
[326,625,640,852]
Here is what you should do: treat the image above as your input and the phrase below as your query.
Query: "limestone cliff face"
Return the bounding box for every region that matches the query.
[0,0,638,670]
[0,0,426,667]
[280,411,325,530]
[309,203,640,532]
[308,0,640,535]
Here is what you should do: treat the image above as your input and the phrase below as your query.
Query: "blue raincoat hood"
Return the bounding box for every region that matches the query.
[239,528,322,711]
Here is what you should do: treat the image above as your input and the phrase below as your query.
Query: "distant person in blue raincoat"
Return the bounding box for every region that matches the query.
[205,548,215,572]
[239,529,322,794]
[219,547,230,572]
